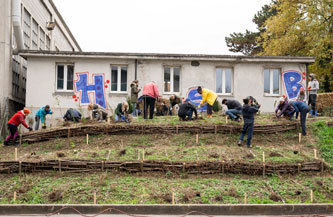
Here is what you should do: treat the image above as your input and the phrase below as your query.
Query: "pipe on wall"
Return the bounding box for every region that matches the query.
[12,0,24,54]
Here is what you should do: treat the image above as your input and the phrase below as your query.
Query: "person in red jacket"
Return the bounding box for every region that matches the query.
[4,108,32,146]
[142,81,160,119]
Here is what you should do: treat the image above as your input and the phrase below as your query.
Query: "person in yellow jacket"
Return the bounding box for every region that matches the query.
[197,86,217,118]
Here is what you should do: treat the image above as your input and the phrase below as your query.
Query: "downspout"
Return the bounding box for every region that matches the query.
[135,59,138,80]
[12,0,24,54]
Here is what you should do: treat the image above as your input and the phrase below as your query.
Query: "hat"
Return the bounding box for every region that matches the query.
[278,97,285,103]
[23,108,30,114]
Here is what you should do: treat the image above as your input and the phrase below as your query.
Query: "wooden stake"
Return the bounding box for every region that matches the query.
[19,161,22,174]
[19,135,22,146]
[214,125,217,134]
[142,150,145,161]
[221,160,225,174]
[14,148,18,161]
[244,192,247,204]
[93,192,97,204]
[298,133,301,143]
[137,151,140,160]
[172,192,175,204]
[176,125,179,134]
[262,152,265,163]
[67,128,71,138]
[310,190,313,203]
[86,134,89,145]
[196,134,199,144]
[101,161,104,172]
[314,149,317,159]
[263,163,266,177]
[13,192,16,202]
[225,116,228,124]
[58,160,62,172]
[182,162,186,173]
[298,163,301,173]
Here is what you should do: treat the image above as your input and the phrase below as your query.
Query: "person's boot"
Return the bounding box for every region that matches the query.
[315,110,318,116]
[3,140,9,146]
[207,114,212,118]
[309,110,313,117]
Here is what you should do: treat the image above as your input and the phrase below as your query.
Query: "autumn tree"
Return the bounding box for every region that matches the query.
[259,0,333,90]
[225,1,278,55]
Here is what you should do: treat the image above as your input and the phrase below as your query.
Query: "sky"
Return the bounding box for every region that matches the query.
[53,0,272,55]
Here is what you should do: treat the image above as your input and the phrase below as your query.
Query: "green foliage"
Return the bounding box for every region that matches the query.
[213,100,222,112]
[312,121,333,166]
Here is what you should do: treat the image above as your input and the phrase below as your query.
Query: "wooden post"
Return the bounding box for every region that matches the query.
[14,148,18,161]
[13,192,17,202]
[262,152,265,163]
[310,190,313,203]
[321,160,324,174]
[196,134,199,144]
[214,125,217,134]
[298,133,301,143]
[176,125,179,134]
[298,163,301,173]
[244,192,247,204]
[101,161,104,172]
[221,160,225,174]
[182,162,186,173]
[67,128,71,138]
[263,163,266,177]
[172,192,175,204]
[137,151,140,160]
[225,116,228,124]
[58,160,61,172]
[19,161,22,174]
[142,150,145,161]
[86,134,89,145]
[19,135,22,146]
[93,192,97,204]
[313,149,317,159]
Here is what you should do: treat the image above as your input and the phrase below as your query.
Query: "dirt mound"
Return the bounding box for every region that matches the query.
[269,192,282,202]
[245,153,255,159]
[56,152,65,158]
[269,152,283,157]
[118,149,126,156]
[182,190,201,202]
[209,153,219,158]
[48,190,63,202]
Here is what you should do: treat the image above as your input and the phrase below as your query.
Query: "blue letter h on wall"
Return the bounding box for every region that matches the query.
[75,73,106,108]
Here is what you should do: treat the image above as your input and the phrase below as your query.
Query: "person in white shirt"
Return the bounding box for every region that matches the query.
[307,74,319,117]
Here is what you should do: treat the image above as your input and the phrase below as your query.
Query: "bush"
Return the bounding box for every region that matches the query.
[213,100,222,112]
[312,121,333,167]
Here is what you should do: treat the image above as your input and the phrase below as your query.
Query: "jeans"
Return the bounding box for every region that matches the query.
[132,103,137,117]
[239,122,254,146]
[5,124,18,143]
[300,107,310,135]
[207,104,213,115]
[34,116,41,130]
[226,109,242,119]
[308,94,317,111]
[143,95,156,119]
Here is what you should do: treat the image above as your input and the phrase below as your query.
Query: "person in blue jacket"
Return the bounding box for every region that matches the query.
[35,105,53,130]
[289,101,310,136]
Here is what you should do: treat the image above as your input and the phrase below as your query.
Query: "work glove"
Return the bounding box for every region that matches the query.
[28,127,33,131]
[197,105,201,109]
[42,123,46,129]
[308,87,311,90]
[125,119,129,123]
[121,115,125,120]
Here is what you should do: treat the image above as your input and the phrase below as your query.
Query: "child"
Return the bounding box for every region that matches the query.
[238,97,260,148]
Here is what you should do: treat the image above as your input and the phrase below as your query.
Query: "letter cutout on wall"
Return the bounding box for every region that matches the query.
[74,72,108,109]
[185,87,207,111]
[282,70,305,100]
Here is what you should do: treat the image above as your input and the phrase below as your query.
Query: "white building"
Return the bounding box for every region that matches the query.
[20,51,315,126]
[0,0,81,133]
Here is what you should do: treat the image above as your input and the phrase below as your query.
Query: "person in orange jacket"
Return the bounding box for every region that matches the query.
[4,108,32,146]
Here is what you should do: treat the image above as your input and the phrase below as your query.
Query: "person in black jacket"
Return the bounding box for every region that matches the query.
[238,97,260,148]
[178,99,197,121]
[222,99,242,121]
[63,108,82,122]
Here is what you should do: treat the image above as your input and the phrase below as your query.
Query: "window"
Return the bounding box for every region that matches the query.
[216,68,233,94]
[39,28,45,50]
[164,67,180,93]
[12,58,20,98]
[56,64,74,91]
[23,8,31,49]
[31,19,38,50]
[264,68,280,95]
[111,66,127,92]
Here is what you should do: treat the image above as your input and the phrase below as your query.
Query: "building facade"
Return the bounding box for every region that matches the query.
[0,0,81,135]
[21,51,315,127]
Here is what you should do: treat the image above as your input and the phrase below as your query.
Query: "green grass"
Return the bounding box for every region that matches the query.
[0,173,332,204]
[311,121,333,167]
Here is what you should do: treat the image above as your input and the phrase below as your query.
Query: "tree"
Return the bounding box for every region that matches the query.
[259,0,333,91]
[225,1,278,55]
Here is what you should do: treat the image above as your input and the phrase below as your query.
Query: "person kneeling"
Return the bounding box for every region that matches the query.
[115,102,130,123]
[63,108,82,122]
[238,97,259,148]
[178,99,197,121]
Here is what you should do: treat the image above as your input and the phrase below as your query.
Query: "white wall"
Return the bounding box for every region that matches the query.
[26,56,307,127]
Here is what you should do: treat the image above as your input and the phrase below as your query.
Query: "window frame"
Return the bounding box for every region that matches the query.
[110,65,128,93]
[163,66,181,94]
[215,67,233,96]
[56,63,75,92]
[23,8,31,49]
[31,18,39,50]
[264,68,281,96]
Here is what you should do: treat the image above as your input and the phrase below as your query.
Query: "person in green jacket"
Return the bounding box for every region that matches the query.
[115,101,130,123]
[35,105,53,130]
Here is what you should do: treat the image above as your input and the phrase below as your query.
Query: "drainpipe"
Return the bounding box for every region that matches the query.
[12,0,24,54]
[135,59,138,80]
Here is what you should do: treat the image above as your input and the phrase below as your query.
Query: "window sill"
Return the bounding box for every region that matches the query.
[109,91,128,95]
[264,93,280,97]
[53,91,74,96]
[217,93,233,96]
[163,92,181,95]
